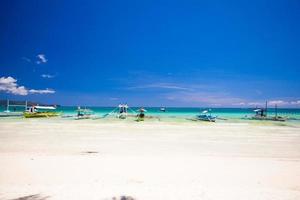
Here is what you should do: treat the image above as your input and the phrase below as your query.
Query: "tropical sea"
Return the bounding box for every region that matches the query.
[59,107,300,119]
[2,106,300,119]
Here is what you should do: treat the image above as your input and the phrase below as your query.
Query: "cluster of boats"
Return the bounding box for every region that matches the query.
[0,100,289,122]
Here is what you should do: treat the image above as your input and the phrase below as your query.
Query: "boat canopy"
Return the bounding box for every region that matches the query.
[118,104,129,108]
[34,106,56,110]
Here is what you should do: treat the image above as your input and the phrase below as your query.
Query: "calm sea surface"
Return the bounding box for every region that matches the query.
[1,106,300,120]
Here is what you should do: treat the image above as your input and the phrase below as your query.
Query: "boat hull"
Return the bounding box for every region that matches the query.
[251,116,286,122]
[196,115,216,122]
[24,112,60,118]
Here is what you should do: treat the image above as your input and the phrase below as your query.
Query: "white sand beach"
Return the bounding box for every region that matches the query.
[0,119,300,200]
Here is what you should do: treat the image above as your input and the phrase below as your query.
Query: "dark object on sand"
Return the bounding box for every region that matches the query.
[112,196,135,200]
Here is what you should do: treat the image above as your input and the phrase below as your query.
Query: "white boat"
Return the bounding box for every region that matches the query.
[160,107,166,112]
[103,104,137,119]
[24,105,60,118]
[118,104,129,119]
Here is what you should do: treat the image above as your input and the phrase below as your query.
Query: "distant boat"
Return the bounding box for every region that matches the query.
[160,107,166,112]
[118,104,129,119]
[103,104,135,119]
[24,105,60,118]
[196,110,217,122]
[250,102,286,122]
[136,107,147,121]
[76,106,94,120]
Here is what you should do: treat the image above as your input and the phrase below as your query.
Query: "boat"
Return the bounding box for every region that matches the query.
[250,102,286,121]
[103,104,138,119]
[24,105,60,118]
[76,107,94,119]
[0,100,25,117]
[118,104,128,119]
[136,107,147,121]
[160,107,166,112]
[196,110,217,122]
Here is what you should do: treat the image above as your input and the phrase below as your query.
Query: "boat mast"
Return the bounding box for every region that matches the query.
[6,99,9,111]
[265,101,268,117]
[275,104,278,118]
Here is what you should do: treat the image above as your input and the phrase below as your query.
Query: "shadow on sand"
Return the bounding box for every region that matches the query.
[9,194,50,200]
[112,196,135,200]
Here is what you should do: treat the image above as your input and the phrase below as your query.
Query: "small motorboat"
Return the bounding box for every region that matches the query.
[160,107,166,112]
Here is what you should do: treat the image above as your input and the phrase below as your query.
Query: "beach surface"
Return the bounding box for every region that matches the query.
[0,119,300,200]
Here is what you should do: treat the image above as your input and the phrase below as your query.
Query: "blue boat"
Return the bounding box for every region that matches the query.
[196,110,217,122]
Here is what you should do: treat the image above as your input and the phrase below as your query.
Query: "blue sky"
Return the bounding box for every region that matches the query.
[0,0,300,107]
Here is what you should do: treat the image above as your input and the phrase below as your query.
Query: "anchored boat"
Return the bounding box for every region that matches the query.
[250,102,286,121]
[136,107,147,121]
[76,107,94,119]
[103,104,137,119]
[24,105,60,118]
[160,107,166,112]
[196,110,217,122]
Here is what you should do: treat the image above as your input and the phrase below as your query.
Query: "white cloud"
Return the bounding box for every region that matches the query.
[163,91,300,107]
[232,102,246,106]
[41,74,54,78]
[36,54,47,64]
[247,102,264,106]
[291,100,300,105]
[164,91,245,106]
[0,76,28,95]
[268,100,287,105]
[127,83,192,91]
[0,76,55,96]
[29,88,55,94]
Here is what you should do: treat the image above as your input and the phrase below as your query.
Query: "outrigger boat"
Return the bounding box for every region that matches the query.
[0,100,25,117]
[196,110,217,122]
[118,104,129,119]
[250,102,286,122]
[24,105,60,118]
[103,104,137,119]
[76,107,94,120]
[136,107,147,121]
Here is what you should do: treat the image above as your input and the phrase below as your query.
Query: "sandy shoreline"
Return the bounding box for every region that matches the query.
[0,120,300,200]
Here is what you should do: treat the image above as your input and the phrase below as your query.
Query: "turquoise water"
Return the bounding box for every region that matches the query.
[47,107,300,120]
[1,106,300,120]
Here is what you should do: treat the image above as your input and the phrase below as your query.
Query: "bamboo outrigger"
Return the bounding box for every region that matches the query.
[250,101,286,121]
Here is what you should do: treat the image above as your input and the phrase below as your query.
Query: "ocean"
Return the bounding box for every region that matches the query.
[1,106,300,121]
[46,106,300,119]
